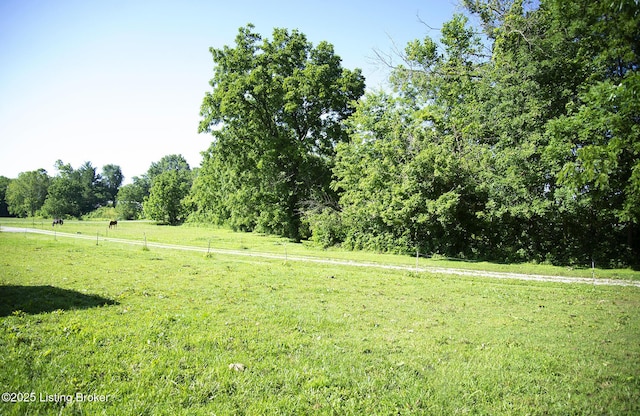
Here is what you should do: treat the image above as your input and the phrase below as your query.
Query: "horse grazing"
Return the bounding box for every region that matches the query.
[109,220,118,229]
[52,218,63,226]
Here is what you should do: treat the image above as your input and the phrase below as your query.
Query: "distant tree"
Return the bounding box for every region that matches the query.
[115,176,147,220]
[42,160,107,218]
[5,169,50,217]
[101,164,124,207]
[147,154,191,182]
[41,175,82,218]
[129,154,191,206]
[143,170,192,225]
[76,161,104,212]
[194,24,365,239]
[0,176,11,217]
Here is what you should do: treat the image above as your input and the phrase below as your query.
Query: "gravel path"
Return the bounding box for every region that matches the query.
[3,226,639,288]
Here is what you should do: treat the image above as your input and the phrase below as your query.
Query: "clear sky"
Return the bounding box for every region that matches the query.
[0,0,462,182]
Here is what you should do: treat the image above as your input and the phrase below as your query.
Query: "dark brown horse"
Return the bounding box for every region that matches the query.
[109,220,118,229]
[52,218,63,226]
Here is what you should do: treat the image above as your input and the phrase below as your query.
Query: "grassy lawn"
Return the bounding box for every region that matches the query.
[2,218,639,281]
[1,221,639,414]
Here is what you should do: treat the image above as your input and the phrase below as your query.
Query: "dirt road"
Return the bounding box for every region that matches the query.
[3,226,639,288]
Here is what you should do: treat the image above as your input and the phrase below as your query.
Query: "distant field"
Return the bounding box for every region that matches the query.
[1,220,640,414]
[2,218,639,281]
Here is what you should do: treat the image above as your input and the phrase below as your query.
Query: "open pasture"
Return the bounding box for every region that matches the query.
[3,218,639,281]
[1,222,639,414]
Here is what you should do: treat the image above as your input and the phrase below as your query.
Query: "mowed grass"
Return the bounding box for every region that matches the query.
[0,225,639,414]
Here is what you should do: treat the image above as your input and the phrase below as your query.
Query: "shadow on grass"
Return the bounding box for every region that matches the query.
[0,285,118,317]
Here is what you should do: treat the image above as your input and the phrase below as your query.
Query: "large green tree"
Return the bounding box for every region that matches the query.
[147,154,191,183]
[457,0,570,262]
[142,155,192,224]
[101,164,124,207]
[325,0,638,266]
[42,161,106,218]
[115,177,147,220]
[194,24,365,239]
[144,170,192,225]
[5,169,50,217]
[463,0,640,263]
[132,154,191,206]
[544,0,640,262]
[330,14,491,258]
[0,176,10,217]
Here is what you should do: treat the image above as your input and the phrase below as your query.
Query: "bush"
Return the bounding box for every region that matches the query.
[83,207,117,221]
[305,208,346,248]
[116,200,143,220]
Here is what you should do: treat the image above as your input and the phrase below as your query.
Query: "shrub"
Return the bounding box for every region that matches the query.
[305,207,346,248]
[83,206,117,221]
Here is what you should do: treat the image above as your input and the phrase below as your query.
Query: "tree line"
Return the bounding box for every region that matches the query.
[1,161,122,219]
[2,0,638,267]
[0,154,193,225]
[190,0,639,267]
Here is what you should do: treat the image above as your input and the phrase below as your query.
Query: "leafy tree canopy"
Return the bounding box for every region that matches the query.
[194,24,365,239]
[322,0,639,266]
[102,164,124,206]
[5,169,50,217]
[144,169,192,225]
[40,161,123,218]
[0,176,10,217]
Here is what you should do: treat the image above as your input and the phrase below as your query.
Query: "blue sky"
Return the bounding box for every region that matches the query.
[0,0,461,182]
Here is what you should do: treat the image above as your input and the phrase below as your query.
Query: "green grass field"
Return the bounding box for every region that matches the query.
[1,220,639,414]
[2,218,639,281]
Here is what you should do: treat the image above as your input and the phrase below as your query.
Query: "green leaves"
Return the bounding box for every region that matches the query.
[324,1,639,265]
[144,170,192,225]
[189,4,640,265]
[404,37,438,67]
[195,25,365,239]
[5,169,50,217]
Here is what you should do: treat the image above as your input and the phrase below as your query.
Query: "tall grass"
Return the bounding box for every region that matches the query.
[1,223,639,414]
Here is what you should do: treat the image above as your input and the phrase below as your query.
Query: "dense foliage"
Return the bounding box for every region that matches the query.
[0,176,9,217]
[2,155,192,223]
[39,161,117,218]
[116,154,193,221]
[2,1,638,266]
[5,169,50,217]
[3,162,115,219]
[143,164,193,225]
[308,0,638,267]
[192,24,365,239]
